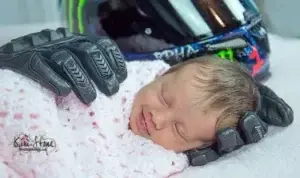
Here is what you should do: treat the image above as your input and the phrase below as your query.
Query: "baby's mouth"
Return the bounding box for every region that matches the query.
[136,109,150,136]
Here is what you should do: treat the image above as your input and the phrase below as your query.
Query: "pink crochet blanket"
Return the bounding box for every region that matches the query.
[0,60,188,178]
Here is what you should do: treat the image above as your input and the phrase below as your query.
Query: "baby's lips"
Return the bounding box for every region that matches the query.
[143,110,156,134]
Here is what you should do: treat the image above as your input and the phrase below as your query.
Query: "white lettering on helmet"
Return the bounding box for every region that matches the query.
[153,44,200,61]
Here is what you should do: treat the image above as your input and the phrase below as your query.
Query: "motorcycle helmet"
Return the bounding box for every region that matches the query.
[62,0,271,80]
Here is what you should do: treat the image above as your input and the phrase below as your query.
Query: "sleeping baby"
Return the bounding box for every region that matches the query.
[0,56,257,176]
[129,56,258,153]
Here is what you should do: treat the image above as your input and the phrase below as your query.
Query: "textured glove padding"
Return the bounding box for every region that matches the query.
[256,83,294,127]
[0,28,127,104]
[186,83,294,166]
[187,148,219,166]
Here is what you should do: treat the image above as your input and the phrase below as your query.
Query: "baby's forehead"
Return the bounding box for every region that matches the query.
[173,65,215,105]
[165,68,207,100]
[168,64,199,77]
[171,64,208,85]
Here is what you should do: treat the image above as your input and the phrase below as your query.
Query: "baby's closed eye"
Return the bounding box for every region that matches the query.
[174,123,188,142]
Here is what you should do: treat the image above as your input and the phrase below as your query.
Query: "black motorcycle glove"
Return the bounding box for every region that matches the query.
[186,83,294,166]
[0,28,127,104]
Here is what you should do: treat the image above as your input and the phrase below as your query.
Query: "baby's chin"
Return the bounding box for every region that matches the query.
[128,113,137,134]
[127,98,139,133]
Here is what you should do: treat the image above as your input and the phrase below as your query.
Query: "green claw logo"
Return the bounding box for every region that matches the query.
[216,49,235,62]
[65,0,87,33]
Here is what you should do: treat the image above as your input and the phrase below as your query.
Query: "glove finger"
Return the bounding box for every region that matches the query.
[239,112,268,144]
[257,83,294,126]
[259,97,293,127]
[0,51,71,96]
[67,41,120,96]
[95,37,127,83]
[185,148,220,166]
[216,127,245,154]
[42,49,97,104]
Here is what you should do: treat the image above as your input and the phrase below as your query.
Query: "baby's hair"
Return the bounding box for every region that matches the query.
[164,56,259,132]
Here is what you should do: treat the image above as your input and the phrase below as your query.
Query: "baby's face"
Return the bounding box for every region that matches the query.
[129,65,219,152]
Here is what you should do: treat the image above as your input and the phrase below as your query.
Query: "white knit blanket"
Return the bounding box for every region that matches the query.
[0,60,188,178]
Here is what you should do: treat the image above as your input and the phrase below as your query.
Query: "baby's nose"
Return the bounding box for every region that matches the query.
[152,110,173,130]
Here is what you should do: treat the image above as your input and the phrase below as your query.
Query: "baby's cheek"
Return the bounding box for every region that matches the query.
[150,130,184,152]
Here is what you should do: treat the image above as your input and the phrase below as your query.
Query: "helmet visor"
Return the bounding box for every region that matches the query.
[167,0,260,38]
